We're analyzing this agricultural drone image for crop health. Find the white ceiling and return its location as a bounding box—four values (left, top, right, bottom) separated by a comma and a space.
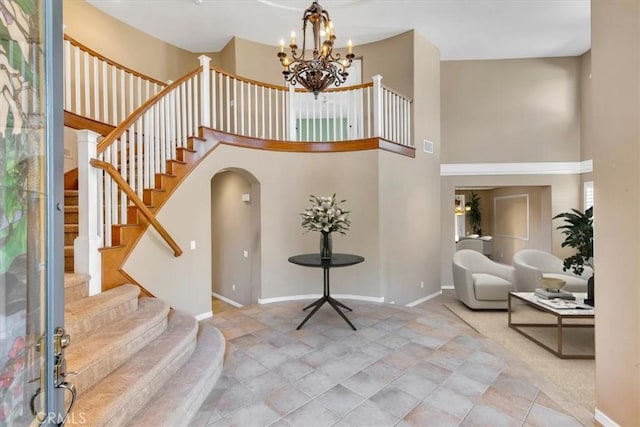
86, 0, 590, 61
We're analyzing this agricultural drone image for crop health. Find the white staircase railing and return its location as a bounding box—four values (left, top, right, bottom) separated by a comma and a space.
73, 53, 414, 292
64, 34, 167, 126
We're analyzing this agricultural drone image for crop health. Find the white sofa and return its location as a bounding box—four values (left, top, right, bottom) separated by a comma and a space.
512, 249, 593, 292
452, 250, 515, 309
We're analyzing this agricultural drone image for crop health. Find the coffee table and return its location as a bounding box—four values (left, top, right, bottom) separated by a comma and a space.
508, 292, 594, 359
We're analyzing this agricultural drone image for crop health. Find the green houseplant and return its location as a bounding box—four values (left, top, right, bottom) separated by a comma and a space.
553, 206, 594, 305
465, 192, 482, 236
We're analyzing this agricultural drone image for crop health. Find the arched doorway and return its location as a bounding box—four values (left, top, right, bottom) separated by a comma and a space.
210, 169, 261, 309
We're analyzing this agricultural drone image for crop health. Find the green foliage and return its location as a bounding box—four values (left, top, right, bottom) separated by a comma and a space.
553, 206, 593, 276
465, 192, 482, 235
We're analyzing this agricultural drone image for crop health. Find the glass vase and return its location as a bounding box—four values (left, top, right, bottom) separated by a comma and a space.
320, 232, 332, 259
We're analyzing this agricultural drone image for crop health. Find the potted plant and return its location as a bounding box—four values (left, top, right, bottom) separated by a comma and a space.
553, 206, 594, 305
300, 194, 350, 259
465, 192, 482, 236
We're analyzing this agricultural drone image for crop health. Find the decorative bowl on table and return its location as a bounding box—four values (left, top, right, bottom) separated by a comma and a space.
540, 277, 566, 292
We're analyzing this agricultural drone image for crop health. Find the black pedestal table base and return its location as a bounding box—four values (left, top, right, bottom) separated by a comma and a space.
288, 253, 364, 331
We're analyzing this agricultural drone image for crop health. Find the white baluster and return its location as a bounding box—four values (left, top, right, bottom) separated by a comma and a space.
120, 133, 128, 223
64, 40, 71, 110
225, 75, 230, 133
254, 84, 259, 138
102, 61, 108, 124
74, 45, 80, 115
240, 80, 245, 136
180, 83, 187, 143
268, 88, 273, 139
198, 55, 211, 128
287, 85, 295, 141
144, 111, 150, 189
233, 78, 238, 134
120, 68, 126, 122
74, 130, 103, 296
219, 72, 225, 132
111, 67, 117, 126
211, 70, 217, 129
372, 75, 383, 138
93, 57, 99, 120
187, 76, 193, 137
261, 86, 265, 138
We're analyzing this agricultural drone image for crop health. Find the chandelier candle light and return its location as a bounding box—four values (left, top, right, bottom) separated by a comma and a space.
277, 1, 355, 99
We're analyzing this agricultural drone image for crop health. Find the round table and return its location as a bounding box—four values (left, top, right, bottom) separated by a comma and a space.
288, 253, 365, 330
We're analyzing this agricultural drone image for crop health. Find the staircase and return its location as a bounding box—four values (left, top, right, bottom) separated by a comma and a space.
63, 274, 225, 426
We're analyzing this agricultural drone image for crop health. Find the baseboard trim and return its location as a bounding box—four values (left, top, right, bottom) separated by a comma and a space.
405, 290, 442, 307
441, 285, 454, 290
595, 408, 620, 427
441, 160, 593, 176
194, 311, 213, 321
258, 294, 385, 305
211, 292, 244, 308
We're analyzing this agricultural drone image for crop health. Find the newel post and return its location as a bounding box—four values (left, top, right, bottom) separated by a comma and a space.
199, 55, 211, 128
74, 129, 102, 296
372, 74, 383, 138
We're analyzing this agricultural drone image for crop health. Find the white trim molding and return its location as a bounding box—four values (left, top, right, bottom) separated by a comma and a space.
441, 160, 593, 176
441, 285, 455, 290
212, 292, 244, 308
406, 290, 442, 307
258, 294, 385, 305
194, 311, 213, 321
594, 408, 620, 427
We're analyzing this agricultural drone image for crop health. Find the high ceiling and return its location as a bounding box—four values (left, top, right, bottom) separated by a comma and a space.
86, 0, 590, 61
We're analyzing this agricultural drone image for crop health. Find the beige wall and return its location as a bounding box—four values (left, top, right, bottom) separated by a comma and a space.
63, 0, 199, 82
580, 51, 594, 161
441, 57, 582, 163
489, 186, 552, 264
592, 0, 640, 424
125, 146, 382, 316
233, 38, 287, 86
357, 31, 414, 95
441, 175, 579, 287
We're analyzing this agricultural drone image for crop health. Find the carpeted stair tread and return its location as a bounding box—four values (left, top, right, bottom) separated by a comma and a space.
64, 273, 89, 302
69, 309, 198, 427
127, 323, 226, 427
66, 297, 170, 396
65, 284, 140, 343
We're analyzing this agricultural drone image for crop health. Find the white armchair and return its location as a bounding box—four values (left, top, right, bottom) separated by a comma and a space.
452, 250, 515, 309
512, 249, 593, 292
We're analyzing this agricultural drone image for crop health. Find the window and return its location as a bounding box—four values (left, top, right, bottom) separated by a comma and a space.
584, 181, 594, 211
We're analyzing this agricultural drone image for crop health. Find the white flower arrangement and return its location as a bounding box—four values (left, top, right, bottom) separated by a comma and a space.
300, 194, 351, 234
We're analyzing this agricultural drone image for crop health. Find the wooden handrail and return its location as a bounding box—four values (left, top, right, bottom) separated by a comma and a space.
90, 158, 183, 257
64, 34, 168, 87
64, 110, 115, 136
97, 66, 202, 154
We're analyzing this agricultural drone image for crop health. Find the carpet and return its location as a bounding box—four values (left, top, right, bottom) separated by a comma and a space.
444, 300, 595, 413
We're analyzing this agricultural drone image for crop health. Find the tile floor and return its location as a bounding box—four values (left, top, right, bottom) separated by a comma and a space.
196, 292, 591, 426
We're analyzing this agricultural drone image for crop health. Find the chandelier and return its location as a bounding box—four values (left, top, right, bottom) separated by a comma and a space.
277, 1, 355, 99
